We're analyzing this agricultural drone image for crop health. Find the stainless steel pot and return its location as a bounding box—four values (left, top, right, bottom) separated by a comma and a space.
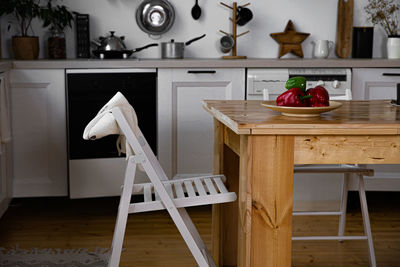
161, 34, 206, 59
136, 0, 175, 36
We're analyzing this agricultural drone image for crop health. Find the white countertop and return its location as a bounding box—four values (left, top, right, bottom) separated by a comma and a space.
5, 58, 400, 69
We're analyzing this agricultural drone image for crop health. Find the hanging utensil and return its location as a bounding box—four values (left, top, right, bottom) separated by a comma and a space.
191, 0, 202, 20
136, 0, 175, 36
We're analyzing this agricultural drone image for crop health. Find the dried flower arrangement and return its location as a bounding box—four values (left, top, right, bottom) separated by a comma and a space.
365, 0, 399, 36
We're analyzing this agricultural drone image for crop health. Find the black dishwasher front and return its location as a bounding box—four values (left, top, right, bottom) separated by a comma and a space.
66, 69, 157, 198
66, 69, 157, 160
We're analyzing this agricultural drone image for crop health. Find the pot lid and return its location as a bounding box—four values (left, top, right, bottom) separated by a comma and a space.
103, 31, 126, 51
93, 31, 127, 51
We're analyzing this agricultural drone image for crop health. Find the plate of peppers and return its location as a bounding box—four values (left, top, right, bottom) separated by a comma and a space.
261, 76, 342, 117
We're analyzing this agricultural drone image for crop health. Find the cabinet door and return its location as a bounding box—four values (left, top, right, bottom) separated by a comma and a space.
351, 68, 400, 191
10, 70, 67, 197
352, 68, 400, 100
158, 68, 245, 179
0, 72, 12, 218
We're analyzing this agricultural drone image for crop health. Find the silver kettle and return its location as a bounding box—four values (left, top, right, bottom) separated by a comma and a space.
91, 31, 127, 51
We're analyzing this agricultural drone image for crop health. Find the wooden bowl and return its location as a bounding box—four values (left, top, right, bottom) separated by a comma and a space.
261, 101, 342, 117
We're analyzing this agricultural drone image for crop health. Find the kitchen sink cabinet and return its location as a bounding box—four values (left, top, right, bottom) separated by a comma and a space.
10, 69, 68, 197
0, 71, 12, 218
352, 68, 400, 191
158, 68, 245, 179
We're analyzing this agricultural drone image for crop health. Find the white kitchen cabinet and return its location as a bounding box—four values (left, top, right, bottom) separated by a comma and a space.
158, 68, 245, 179
0, 71, 12, 218
10, 69, 68, 197
352, 68, 400, 191
352, 68, 400, 100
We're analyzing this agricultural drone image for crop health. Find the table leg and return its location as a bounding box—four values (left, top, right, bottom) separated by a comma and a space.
250, 135, 294, 267
212, 121, 240, 267
212, 120, 224, 266
237, 135, 251, 267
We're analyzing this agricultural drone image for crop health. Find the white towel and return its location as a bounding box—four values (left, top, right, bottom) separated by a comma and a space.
83, 92, 139, 159
0, 77, 12, 155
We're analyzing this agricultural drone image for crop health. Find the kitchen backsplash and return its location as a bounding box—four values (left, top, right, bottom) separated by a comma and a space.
0, 0, 386, 59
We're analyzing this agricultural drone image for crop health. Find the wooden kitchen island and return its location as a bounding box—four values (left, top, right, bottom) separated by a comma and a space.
203, 100, 400, 267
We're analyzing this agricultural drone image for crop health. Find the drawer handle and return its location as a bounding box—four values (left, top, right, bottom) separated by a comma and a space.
397, 83, 400, 105
187, 70, 216, 74
382, 73, 400, 76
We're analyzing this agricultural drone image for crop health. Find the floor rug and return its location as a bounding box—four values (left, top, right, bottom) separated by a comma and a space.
0, 247, 109, 267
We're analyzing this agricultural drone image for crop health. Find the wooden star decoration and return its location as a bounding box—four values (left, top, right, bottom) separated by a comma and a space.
270, 20, 310, 58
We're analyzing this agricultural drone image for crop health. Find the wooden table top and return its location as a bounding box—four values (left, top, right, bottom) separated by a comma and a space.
203, 100, 400, 135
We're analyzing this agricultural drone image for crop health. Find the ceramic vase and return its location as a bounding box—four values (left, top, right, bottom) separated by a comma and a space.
12, 36, 39, 60
387, 36, 400, 59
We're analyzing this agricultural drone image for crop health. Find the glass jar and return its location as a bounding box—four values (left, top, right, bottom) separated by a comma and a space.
48, 30, 66, 59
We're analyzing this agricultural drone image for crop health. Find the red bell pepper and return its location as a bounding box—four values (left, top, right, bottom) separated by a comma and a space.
305, 86, 330, 107
276, 87, 312, 107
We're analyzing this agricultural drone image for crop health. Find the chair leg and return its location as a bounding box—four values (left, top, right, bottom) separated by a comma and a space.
358, 175, 376, 267
338, 173, 350, 241
168, 207, 215, 267
108, 159, 137, 267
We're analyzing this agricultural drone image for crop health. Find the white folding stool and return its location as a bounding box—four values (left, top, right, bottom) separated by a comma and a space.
263, 88, 376, 266
87, 105, 236, 267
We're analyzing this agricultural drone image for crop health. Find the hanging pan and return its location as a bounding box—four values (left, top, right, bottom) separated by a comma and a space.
136, 0, 175, 36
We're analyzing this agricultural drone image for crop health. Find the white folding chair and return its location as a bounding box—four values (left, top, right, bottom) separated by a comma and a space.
263, 88, 376, 267
84, 98, 236, 267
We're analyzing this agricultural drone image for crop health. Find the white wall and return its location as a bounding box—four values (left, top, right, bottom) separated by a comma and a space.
0, 0, 387, 59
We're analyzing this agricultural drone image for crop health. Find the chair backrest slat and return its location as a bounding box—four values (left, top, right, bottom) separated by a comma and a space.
144, 184, 153, 202
214, 177, 228, 194
204, 178, 218, 195
184, 181, 196, 198
174, 182, 185, 198
194, 179, 207, 196
165, 183, 174, 198
155, 190, 161, 201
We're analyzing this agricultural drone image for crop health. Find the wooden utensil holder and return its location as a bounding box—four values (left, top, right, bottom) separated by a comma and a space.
220, 1, 250, 59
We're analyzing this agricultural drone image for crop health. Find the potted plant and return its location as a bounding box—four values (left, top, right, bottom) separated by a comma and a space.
0, 0, 41, 59
365, 0, 400, 59
40, 1, 74, 59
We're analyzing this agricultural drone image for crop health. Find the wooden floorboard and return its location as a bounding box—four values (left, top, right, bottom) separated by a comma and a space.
0, 192, 399, 266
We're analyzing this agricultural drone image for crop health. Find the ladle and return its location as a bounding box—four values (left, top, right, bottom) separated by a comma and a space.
191, 0, 201, 20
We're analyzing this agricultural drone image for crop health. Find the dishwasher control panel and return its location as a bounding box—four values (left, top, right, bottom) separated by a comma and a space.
247, 68, 352, 100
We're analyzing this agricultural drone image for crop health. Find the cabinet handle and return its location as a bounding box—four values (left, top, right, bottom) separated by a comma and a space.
397, 83, 400, 105
382, 73, 400, 76
187, 70, 216, 74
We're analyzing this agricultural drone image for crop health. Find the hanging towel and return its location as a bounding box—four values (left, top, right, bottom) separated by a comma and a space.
0, 76, 12, 155
83, 92, 139, 160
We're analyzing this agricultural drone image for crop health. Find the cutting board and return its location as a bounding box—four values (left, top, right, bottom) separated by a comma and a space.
336, 0, 354, 58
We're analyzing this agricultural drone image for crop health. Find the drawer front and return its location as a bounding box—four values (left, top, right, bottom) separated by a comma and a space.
170, 68, 244, 82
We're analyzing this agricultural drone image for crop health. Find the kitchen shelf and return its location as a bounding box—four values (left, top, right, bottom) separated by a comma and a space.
6, 58, 400, 69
